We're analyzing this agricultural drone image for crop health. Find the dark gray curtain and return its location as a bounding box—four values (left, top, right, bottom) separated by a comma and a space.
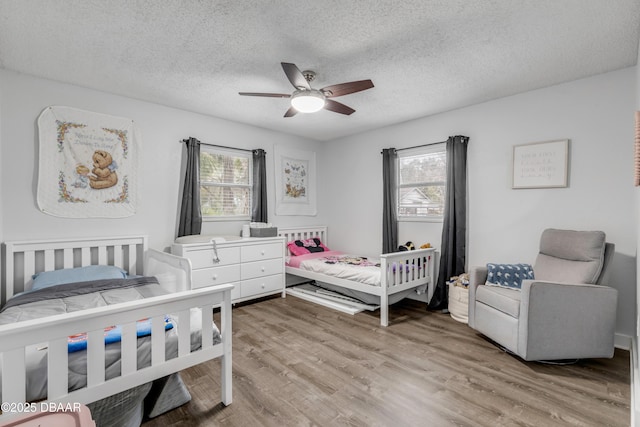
177, 137, 202, 237
382, 148, 398, 254
429, 135, 469, 311
251, 149, 268, 223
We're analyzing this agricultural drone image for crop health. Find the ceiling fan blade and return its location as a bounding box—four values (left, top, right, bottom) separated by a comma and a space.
284, 106, 298, 118
321, 80, 374, 98
281, 62, 310, 90
324, 99, 355, 115
238, 92, 290, 98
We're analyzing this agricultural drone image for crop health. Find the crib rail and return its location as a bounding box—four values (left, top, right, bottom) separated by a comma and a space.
0, 284, 233, 417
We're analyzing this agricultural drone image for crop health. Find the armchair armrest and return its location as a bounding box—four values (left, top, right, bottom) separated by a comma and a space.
468, 266, 488, 328
518, 280, 618, 360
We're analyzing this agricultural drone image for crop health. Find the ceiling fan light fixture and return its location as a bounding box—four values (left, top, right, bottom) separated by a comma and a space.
291, 89, 325, 113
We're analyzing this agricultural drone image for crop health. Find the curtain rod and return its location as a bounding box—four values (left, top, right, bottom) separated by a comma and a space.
180, 138, 256, 153
396, 140, 447, 152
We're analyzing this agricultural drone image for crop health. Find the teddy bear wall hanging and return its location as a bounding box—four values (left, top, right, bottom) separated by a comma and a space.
36, 106, 138, 218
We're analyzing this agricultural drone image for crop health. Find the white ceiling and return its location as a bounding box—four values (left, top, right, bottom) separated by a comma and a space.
1, 1, 639, 141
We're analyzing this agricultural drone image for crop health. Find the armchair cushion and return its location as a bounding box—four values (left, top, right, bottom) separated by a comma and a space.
485, 263, 534, 289
476, 285, 521, 318
534, 229, 605, 284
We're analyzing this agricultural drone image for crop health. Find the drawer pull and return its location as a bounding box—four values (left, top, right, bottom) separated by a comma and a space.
261, 250, 265, 256
212, 274, 218, 280
261, 266, 266, 272
261, 283, 265, 289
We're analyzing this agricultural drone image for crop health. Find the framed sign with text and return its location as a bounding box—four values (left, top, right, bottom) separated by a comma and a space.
512, 139, 569, 189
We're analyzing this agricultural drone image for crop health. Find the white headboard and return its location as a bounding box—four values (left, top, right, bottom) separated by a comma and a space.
2, 235, 148, 304
278, 226, 328, 245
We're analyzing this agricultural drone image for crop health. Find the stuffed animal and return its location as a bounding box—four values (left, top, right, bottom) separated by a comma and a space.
398, 241, 415, 251
420, 243, 432, 249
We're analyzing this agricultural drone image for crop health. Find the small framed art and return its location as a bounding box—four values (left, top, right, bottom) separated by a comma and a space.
274, 145, 317, 215
512, 139, 569, 189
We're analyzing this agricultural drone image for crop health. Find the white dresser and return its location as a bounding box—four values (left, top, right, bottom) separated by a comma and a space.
171, 236, 285, 304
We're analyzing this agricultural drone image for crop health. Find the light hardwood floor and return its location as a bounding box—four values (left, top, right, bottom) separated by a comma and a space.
143, 295, 630, 426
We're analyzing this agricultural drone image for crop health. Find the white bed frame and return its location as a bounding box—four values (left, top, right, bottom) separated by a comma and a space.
0, 235, 232, 420
279, 226, 436, 327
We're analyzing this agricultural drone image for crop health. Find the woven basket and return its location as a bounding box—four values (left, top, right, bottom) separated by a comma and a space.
448, 283, 469, 324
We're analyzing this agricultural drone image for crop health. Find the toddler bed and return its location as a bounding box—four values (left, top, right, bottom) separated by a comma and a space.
0, 235, 232, 426
279, 226, 436, 326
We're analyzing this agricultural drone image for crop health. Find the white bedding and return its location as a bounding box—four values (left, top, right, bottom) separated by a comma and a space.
287, 251, 383, 286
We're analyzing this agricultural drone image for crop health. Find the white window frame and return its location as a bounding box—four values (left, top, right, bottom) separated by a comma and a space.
200, 146, 253, 222
397, 144, 446, 223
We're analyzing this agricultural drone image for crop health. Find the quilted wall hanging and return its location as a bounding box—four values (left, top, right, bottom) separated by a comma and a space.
37, 106, 138, 218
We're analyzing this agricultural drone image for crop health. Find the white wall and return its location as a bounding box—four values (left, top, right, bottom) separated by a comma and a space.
0, 69, 326, 252
1, 66, 637, 337
323, 67, 637, 338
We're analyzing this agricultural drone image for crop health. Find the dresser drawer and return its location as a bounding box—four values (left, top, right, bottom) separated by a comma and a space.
241, 274, 283, 298
241, 242, 283, 262
241, 258, 283, 280
192, 265, 241, 289
187, 247, 241, 269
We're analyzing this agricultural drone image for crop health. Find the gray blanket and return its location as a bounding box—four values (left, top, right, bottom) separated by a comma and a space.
0, 276, 159, 313
0, 277, 221, 425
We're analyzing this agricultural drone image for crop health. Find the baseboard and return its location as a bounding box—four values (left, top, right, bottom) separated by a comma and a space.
631, 337, 639, 427
616, 333, 633, 351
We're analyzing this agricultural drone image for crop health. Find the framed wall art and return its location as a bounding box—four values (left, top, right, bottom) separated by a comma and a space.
512, 139, 569, 189
37, 106, 138, 218
274, 145, 317, 216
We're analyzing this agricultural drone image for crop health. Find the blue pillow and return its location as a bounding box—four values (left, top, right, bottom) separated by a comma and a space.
32, 265, 127, 291
485, 263, 534, 290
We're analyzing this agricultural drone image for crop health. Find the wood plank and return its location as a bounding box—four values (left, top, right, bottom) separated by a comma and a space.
142, 296, 630, 427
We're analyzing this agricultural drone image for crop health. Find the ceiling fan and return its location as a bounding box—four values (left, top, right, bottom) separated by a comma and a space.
239, 62, 374, 117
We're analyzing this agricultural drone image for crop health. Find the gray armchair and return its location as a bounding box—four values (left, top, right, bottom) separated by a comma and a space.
468, 229, 617, 361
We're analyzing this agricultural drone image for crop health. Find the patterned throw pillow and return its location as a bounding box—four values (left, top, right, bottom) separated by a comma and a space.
485, 263, 534, 290
287, 238, 331, 256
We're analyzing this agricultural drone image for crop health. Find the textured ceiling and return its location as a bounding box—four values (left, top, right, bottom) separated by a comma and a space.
0, 1, 639, 141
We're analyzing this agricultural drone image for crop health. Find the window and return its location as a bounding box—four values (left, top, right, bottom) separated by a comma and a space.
199, 147, 252, 220
397, 145, 446, 220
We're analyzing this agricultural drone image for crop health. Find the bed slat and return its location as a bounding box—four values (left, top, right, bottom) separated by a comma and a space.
151, 316, 166, 366
24, 251, 36, 290
113, 245, 123, 269
63, 248, 73, 269
80, 247, 91, 267
98, 246, 107, 266
87, 330, 106, 387
48, 337, 69, 399
177, 309, 191, 357
44, 250, 55, 272
121, 322, 137, 375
